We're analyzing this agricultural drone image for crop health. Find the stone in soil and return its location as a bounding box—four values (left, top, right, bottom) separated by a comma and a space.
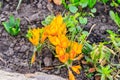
43, 56, 52, 67
0, 70, 66, 80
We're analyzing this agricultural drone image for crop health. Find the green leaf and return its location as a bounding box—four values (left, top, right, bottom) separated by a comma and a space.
69, 5, 78, 13
82, 31, 89, 36
102, 0, 108, 4
2, 15, 20, 36
109, 11, 115, 20
69, 27, 76, 32
88, 0, 96, 8
76, 26, 82, 32
79, 0, 88, 8
41, 15, 55, 26
82, 42, 93, 54
9, 15, 15, 27
86, 73, 94, 78
62, 0, 68, 9
16, 18, 20, 28
79, 17, 88, 25
91, 8, 96, 13
117, 0, 120, 4
109, 10, 120, 27
2, 22, 10, 33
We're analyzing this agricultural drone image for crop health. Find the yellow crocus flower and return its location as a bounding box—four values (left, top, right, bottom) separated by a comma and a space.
28, 28, 40, 46
68, 70, 75, 80
49, 35, 69, 48
58, 53, 69, 63
71, 65, 81, 74
71, 42, 83, 54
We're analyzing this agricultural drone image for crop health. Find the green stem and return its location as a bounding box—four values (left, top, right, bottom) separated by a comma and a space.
56, 64, 66, 69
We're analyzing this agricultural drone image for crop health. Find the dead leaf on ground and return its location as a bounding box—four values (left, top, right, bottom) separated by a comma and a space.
95, 75, 101, 80
48, 0, 62, 5
53, 0, 62, 5
48, 0, 52, 2
89, 67, 96, 73
42, 66, 54, 70
81, 60, 88, 64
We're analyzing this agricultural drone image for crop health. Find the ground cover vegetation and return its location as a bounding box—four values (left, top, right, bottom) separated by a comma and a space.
1, 0, 120, 80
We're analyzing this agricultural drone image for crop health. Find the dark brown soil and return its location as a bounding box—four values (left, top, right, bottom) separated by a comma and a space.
0, 0, 119, 80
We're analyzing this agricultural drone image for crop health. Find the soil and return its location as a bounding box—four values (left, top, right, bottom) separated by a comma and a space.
0, 0, 119, 80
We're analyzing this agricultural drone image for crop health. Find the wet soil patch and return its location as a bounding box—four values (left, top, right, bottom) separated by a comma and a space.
0, 1, 119, 80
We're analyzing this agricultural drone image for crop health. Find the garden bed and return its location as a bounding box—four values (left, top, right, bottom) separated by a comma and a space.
0, 0, 120, 80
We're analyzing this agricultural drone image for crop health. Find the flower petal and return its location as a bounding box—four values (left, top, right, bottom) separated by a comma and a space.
71, 65, 81, 74
58, 53, 69, 63
56, 46, 65, 56
31, 52, 36, 64
68, 70, 75, 80
49, 36, 60, 46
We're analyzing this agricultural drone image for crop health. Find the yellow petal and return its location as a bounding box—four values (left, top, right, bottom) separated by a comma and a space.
71, 42, 82, 54
31, 52, 36, 64
58, 53, 69, 63
48, 25, 58, 36
56, 46, 65, 55
69, 50, 77, 60
49, 36, 60, 46
54, 14, 63, 25
74, 54, 83, 60
58, 35, 69, 48
71, 65, 81, 74
58, 23, 66, 35
28, 28, 40, 46
45, 14, 66, 37
68, 70, 75, 80
41, 33, 47, 43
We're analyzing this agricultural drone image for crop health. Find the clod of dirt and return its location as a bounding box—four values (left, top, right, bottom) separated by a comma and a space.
28, 13, 40, 22
20, 45, 29, 52
37, 2, 42, 9
3, 48, 14, 56
43, 57, 52, 67
0, 41, 9, 53
42, 48, 53, 67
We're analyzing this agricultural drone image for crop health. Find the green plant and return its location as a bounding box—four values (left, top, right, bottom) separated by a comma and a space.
82, 42, 93, 54
96, 65, 113, 80
86, 43, 113, 67
79, 0, 88, 8
79, 17, 88, 25
2, 15, 20, 36
110, 0, 120, 7
109, 10, 120, 28
117, 0, 120, 4
62, 0, 96, 13
26, 28, 43, 64
100, 0, 109, 4
69, 5, 78, 13
41, 15, 55, 26
107, 30, 120, 53
26, 14, 84, 80
88, 0, 97, 9
90, 8, 97, 13
63, 13, 94, 57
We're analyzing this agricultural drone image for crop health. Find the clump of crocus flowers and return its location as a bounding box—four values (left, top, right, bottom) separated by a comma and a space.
26, 14, 83, 80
